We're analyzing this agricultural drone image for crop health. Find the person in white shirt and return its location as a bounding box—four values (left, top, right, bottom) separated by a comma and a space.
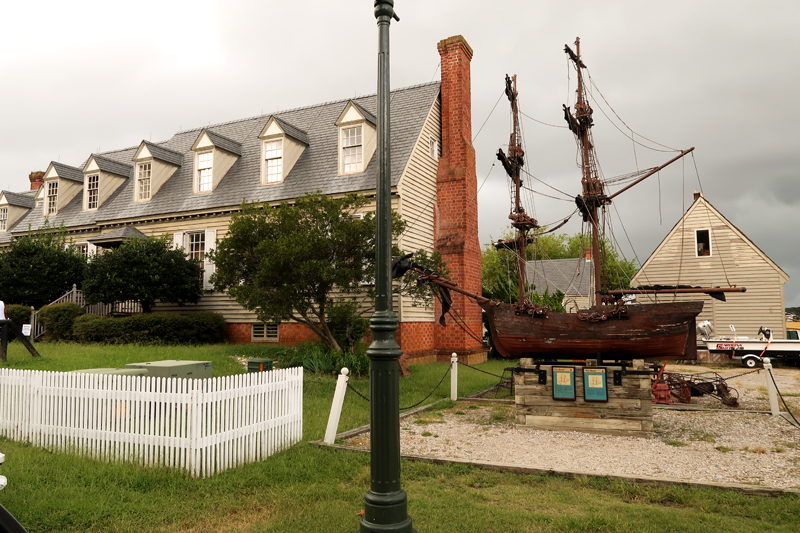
0, 299, 6, 320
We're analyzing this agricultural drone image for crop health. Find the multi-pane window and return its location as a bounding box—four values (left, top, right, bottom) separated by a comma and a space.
137, 163, 152, 200
188, 231, 206, 270
198, 152, 213, 192
342, 126, 363, 173
264, 140, 283, 183
0, 207, 7, 231
86, 174, 99, 209
47, 182, 58, 215
75, 243, 89, 258
429, 136, 438, 160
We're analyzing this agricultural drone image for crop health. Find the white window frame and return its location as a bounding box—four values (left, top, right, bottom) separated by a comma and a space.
252, 322, 279, 342
0, 207, 6, 231
262, 139, 284, 184
695, 228, 712, 257
196, 151, 213, 193
86, 174, 99, 210
137, 162, 152, 201
341, 125, 363, 174
173, 229, 217, 290
429, 136, 439, 161
46, 181, 58, 215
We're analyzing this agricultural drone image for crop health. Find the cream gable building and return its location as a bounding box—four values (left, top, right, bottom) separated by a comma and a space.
631, 192, 790, 339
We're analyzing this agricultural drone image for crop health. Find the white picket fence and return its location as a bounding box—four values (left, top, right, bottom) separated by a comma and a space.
0, 367, 303, 478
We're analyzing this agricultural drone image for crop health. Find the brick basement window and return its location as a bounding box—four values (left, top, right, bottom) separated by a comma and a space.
252, 323, 279, 342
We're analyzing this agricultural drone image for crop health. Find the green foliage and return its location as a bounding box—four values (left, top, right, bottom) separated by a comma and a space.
210, 192, 441, 353
0, 221, 87, 308
83, 235, 203, 313
326, 300, 369, 352
38, 302, 85, 341
7, 304, 31, 325
72, 312, 226, 344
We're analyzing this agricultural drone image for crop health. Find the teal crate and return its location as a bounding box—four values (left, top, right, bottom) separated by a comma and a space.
248, 358, 273, 373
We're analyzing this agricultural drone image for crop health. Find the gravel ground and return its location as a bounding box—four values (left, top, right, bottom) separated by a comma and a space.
345, 365, 800, 490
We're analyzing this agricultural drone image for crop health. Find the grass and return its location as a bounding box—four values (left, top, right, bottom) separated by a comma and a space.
2, 343, 800, 532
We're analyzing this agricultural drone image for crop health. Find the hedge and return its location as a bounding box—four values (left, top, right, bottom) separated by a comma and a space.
38, 302, 85, 341
73, 312, 226, 344
6, 304, 32, 341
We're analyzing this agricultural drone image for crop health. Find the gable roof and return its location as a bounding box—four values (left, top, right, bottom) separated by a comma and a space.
50, 161, 84, 183
633, 194, 789, 283
349, 100, 377, 126
140, 141, 184, 167
270, 116, 310, 145
0, 190, 35, 209
89, 154, 133, 178
201, 129, 243, 156
525, 258, 593, 296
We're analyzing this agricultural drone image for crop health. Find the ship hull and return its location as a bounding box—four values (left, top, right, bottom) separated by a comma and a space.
481, 301, 704, 361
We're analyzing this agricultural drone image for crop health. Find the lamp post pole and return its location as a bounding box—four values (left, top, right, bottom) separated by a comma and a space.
359, 2, 415, 532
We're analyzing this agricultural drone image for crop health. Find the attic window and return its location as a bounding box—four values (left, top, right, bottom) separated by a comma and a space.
137, 163, 152, 200
47, 182, 58, 215
197, 152, 213, 192
342, 126, 363, 173
263, 139, 283, 184
0, 207, 6, 231
86, 174, 99, 209
696, 229, 711, 257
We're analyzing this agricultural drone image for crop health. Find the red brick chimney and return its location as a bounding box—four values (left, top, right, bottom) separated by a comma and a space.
434, 35, 485, 362
29, 171, 44, 191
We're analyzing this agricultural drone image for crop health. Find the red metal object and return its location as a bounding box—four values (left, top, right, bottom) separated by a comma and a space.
652, 382, 673, 405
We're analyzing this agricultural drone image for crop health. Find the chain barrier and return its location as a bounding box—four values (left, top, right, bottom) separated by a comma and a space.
768, 370, 800, 428
456, 360, 507, 380
344, 364, 452, 411
722, 368, 762, 382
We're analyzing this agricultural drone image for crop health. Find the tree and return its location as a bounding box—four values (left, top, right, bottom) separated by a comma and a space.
482, 228, 638, 305
209, 192, 446, 353
0, 221, 87, 308
83, 235, 203, 313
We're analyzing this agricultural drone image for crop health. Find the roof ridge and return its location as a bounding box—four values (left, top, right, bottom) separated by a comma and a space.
173, 81, 441, 136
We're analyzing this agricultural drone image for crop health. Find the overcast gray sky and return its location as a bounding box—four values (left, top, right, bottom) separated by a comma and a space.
2, 0, 798, 307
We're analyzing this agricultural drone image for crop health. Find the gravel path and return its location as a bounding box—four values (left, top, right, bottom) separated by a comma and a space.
345, 366, 800, 490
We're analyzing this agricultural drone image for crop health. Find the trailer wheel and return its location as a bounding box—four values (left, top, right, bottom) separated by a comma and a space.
742, 356, 759, 369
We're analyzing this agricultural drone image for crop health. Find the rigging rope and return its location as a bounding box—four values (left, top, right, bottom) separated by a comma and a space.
519, 110, 568, 129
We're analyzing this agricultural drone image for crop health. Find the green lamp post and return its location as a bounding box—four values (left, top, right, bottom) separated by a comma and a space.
359, 1, 416, 532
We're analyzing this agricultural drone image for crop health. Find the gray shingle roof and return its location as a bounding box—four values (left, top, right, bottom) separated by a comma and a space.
88, 226, 146, 245
51, 162, 84, 183
141, 141, 184, 167
203, 130, 243, 156
1, 190, 35, 209
8, 81, 440, 234
525, 258, 593, 296
271, 117, 309, 145
91, 154, 133, 178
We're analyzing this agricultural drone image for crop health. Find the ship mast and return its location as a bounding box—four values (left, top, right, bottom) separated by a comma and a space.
497, 75, 539, 303
565, 37, 609, 303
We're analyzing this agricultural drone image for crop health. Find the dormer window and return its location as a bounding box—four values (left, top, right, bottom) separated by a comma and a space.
342, 126, 363, 173
264, 140, 283, 184
335, 101, 376, 176
197, 151, 213, 192
86, 174, 99, 209
47, 182, 58, 215
137, 163, 151, 200
0, 208, 6, 231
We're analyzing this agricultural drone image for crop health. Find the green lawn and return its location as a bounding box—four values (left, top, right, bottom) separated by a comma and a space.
1, 343, 799, 532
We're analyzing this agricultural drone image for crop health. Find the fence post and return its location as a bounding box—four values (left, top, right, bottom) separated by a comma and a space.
763, 358, 780, 416
451, 352, 458, 401
324, 368, 350, 445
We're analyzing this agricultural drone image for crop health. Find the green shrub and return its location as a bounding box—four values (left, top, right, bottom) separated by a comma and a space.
5, 304, 32, 341
274, 340, 370, 376
72, 312, 226, 345
38, 302, 85, 340
326, 301, 369, 352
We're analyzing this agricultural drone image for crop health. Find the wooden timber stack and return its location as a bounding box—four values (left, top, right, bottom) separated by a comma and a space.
514, 359, 653, 438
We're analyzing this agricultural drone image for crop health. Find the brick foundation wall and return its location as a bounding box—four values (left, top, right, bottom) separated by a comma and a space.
226, 323, 252, 344
397, 322, 436, 360
435, 35, 485, 360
